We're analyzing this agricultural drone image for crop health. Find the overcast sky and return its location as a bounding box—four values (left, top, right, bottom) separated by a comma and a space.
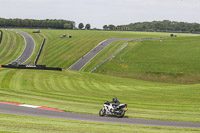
0, 0, 200, 28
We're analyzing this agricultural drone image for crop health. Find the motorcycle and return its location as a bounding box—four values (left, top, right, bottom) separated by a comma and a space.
99, 102, 128, 118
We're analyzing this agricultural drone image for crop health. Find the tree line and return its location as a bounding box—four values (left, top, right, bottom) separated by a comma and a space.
103, 20, 200, 32
0, 18, 75, 29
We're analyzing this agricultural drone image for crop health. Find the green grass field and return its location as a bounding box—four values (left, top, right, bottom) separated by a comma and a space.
93, 36, 200, 83
0, 29, 25, 65
1, 113, 200, 133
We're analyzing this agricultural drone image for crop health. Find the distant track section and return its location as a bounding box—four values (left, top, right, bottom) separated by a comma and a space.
90, 37, 168, 73
68, 38, 136, 71
13, 30, 35, 64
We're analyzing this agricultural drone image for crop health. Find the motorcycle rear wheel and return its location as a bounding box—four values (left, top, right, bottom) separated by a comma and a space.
116, 110, 125, 118
99, 108, 106, 117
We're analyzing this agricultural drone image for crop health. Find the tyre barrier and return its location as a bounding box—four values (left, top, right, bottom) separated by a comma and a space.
0, 30, 3, 44
1, 65, 62, 71
34, 38, 45, 65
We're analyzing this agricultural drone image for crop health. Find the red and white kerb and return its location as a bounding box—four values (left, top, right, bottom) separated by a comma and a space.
0, 101, 63, 112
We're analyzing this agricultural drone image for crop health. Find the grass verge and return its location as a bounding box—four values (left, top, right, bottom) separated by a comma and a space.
0, 113, 200, 133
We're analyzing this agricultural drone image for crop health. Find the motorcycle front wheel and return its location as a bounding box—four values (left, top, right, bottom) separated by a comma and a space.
99, 108, 106, 117
116, 110, 125, 118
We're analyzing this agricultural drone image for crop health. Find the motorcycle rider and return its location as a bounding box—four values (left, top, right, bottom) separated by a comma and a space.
108, 97, 120, 111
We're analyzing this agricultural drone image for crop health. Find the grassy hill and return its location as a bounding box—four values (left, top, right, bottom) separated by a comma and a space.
0, 29, 25, 64
91, 35, 200, 83
2, 29, 198, 84
0, 68, 200, 123
19, 29, 170, 69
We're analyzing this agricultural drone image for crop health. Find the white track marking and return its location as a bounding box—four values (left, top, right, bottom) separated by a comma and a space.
19, 104, 41, 108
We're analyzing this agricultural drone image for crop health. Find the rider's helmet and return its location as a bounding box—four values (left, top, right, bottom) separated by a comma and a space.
113, 97, 117, 102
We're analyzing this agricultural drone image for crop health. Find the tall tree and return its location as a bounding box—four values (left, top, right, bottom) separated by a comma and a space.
103, 25, 108, 30
108, 25, 115, 30
85, 24, 91, 30
78, 23, 84, 29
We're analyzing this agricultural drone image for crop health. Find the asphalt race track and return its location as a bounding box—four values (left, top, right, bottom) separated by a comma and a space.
68, 38, 136, 71
0, 103, 199, 128
13, 30, 35, 64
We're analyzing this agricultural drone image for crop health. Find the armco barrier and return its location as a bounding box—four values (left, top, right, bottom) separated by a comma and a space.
1, 65, 62, 71
0, 30, 3, 44
34, 38, 46, 65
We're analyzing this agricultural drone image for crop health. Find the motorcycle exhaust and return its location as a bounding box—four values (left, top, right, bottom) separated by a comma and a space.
125, 104, 128, 111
